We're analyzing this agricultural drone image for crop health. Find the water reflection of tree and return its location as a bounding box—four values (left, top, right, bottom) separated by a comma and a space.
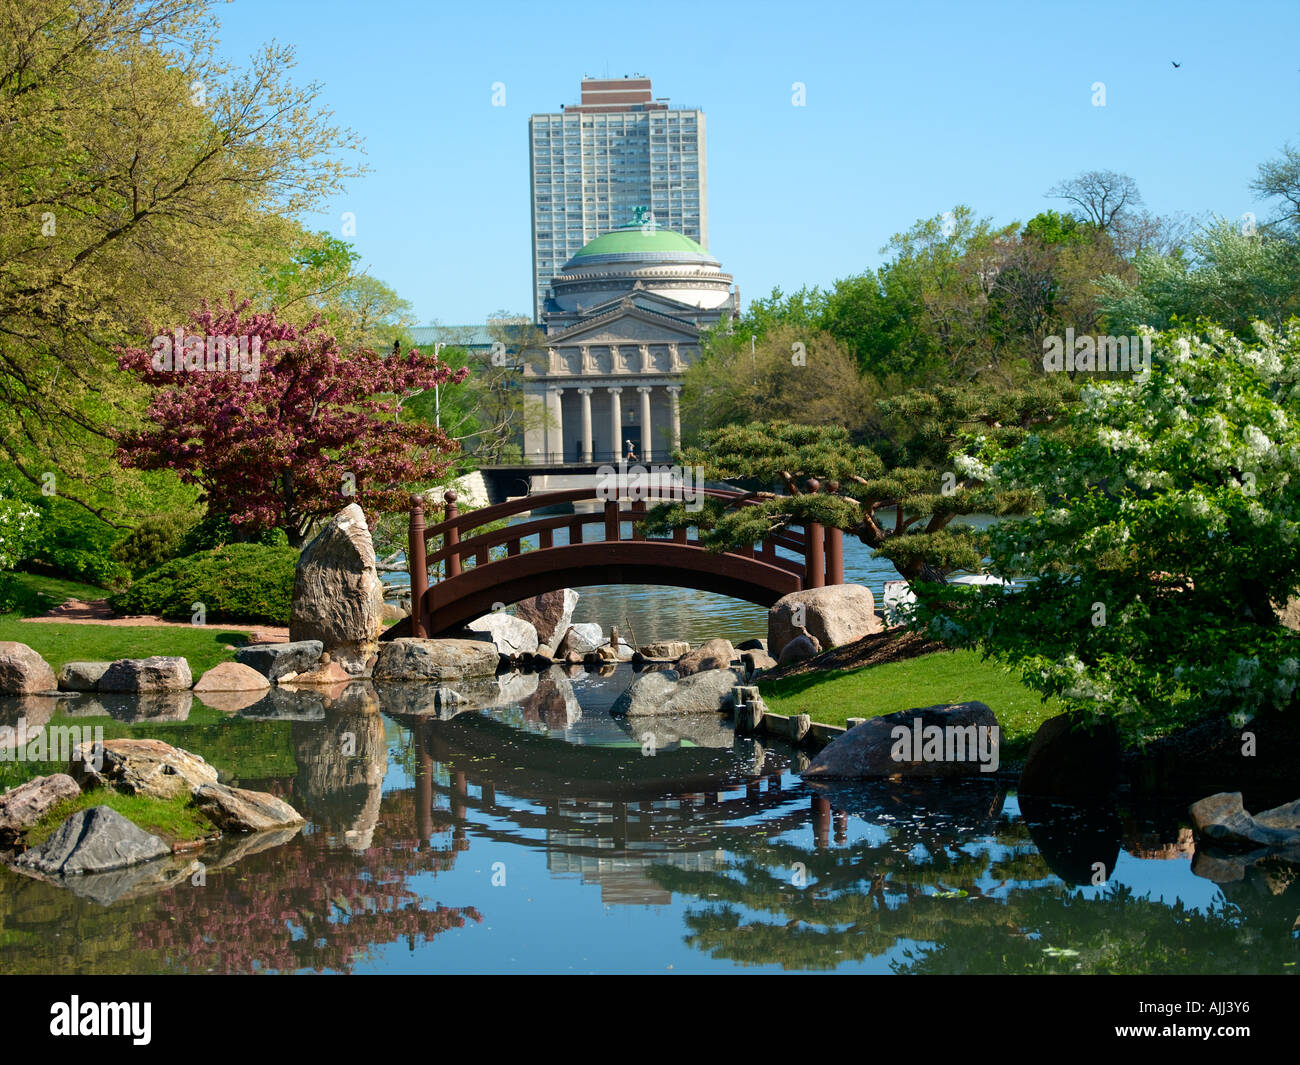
647, 826, 1300, 974
132, 802, 479, 974
132, 696, 478, 974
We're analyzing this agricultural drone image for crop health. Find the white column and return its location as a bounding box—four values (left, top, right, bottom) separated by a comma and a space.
546, 385, 563, 462
578, 388, 593, 463
667, 385, 682, 452
637, 386, 653, 462
607, 387, 622, 463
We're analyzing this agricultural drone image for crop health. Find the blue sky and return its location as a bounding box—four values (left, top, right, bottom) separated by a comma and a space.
210, 0, 1300, 324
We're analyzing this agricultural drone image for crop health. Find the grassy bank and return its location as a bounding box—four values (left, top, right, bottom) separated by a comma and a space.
758, 648, 1059, 760
2, 571, 110, 617
0, 617, 241, 676
23, 790, 214, 848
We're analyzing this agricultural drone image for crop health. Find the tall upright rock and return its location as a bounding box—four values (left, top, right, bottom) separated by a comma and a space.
290, 504, 384, 676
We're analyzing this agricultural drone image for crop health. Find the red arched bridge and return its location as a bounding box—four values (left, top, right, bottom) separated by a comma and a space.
402, 485, 846, 638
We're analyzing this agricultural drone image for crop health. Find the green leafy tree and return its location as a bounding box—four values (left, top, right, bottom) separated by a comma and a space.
404, 314, 546, 466
1097, 219, 1300, 338
0, 0, 363, 521
1250, 142, 1300, 234
643, 382, 1063, 582
258, 231, 415, 354
682, 324, 879, 439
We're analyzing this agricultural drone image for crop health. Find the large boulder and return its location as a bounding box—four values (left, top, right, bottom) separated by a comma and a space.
676, 638, 735, 677
194, 783, 305, 832
0, 642, 56, 694
1189, 792, 1300, 848
514, 589, 579, 646
768, 585, 882, 658
71, 738, 219, 799
464, 613, 540, 657
556, 623, 603, 657
610, 668, 740, 716
1255, 798, 1300, 829
372, 638, 499, 682
289, 503, 385, 675
98, 656, 192, 692
609, 670, 680, 716
193, 661, 270, 693
0, 773, 81, 846
15, 806, 170, 875
805, 701, 1001, 779
663, 668, 741, 714
236, 640, 323, 683
1019, 713, 1122, 797
57, 661, 112, 692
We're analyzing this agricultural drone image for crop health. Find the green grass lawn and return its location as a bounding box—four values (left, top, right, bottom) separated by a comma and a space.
758, 648, 1059, 760
0, 617, 241, 675
2, 571, 111, 617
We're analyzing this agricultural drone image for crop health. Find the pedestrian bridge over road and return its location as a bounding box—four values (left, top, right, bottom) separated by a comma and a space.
399, 485, 846, 637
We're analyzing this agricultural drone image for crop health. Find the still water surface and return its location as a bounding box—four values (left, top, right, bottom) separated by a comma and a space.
1, 667, 1294, 975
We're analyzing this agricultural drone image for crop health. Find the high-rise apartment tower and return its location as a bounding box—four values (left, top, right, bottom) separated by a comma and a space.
528, 76, 707, 320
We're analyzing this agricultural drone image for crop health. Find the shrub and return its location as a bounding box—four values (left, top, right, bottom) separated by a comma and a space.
21, 496, 130, 589
177, 514, 289, 556
107, 543, 299, 625
112, 512, 196, 576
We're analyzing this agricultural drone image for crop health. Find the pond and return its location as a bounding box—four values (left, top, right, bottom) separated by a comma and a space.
1, 667, 1294, 975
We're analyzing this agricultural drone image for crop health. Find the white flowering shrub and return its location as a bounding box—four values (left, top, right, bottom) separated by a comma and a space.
0, 493, 38, 571
0, 480, 39, 611
917, 322, 1300, 740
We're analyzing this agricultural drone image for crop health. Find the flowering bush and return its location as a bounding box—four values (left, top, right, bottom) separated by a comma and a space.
0, 493, 38, 572
915, 322, 1300, 740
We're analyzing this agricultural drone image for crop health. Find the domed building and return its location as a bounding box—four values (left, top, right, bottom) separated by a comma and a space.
524, 210, 738, 465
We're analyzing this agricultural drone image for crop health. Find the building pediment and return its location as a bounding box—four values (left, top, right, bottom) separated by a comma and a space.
546, 304, 702, 346
576, 289, 708, 320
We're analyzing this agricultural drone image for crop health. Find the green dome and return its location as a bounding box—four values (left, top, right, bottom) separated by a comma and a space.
567, 219, 716, 268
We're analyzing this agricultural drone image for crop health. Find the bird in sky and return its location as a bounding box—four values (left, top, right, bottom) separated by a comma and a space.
1172, 60, 1181, 68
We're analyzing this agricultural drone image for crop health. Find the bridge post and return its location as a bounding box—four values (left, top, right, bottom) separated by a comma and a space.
409, 495, 428, 639
804, 478, 825, 589
826, 527, 843, 585
604, 499, 620, 541
805, 523, 825, 588
444, 490, 462, 578
825, 480, 844, 585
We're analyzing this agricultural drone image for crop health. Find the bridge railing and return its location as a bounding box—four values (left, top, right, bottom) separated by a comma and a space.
406, 485, 844, 638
